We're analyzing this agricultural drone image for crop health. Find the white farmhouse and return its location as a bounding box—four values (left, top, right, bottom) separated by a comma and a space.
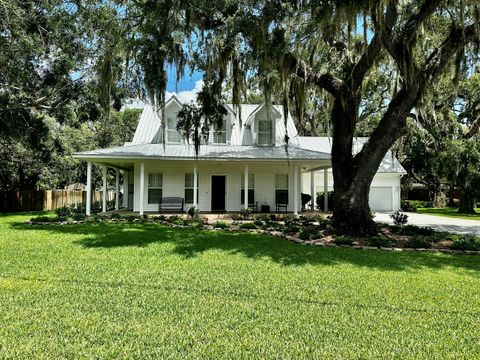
75, 96, 405, 215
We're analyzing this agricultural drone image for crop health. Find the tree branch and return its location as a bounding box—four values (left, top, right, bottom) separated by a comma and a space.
464, 115, 480, 139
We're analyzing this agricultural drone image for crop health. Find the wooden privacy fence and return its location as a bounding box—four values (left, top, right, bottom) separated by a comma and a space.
0, 190, 115, 213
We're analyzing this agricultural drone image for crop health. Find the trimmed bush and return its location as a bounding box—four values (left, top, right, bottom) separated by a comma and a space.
450, 235, 480, 251
367, 236, 394, 248
214, 221, 229, 229
299, 227, 320, 240
334, 236, 354, 246
390, 211, 408, 226
239, 222, 257, 230
405, 237, 431, 249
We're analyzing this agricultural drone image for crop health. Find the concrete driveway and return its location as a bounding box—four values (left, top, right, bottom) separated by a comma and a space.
374, 212, 480, 235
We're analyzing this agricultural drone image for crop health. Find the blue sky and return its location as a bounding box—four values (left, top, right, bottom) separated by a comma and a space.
166, 65, 202, 92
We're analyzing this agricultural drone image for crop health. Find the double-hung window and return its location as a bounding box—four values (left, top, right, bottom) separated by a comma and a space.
275, 174, 288, 204
167, 117, 182, 143
241, 174, 255, 205
257, 118, 271, 145
184, 173, 198, 204
148, 173, 163, 204
213, 118, 227, 144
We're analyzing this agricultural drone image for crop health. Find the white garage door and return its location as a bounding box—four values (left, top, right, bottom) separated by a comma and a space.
369, 187, 393, 212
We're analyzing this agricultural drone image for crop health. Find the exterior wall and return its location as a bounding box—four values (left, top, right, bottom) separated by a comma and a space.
133, 160, 302, 213
301, 170, 402, 212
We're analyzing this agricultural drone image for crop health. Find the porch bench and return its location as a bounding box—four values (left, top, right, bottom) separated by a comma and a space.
158, 197, 185, 212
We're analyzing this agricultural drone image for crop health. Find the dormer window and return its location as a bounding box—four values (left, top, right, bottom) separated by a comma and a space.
213, 118, 227, 144
167, 117, 182, 143
258, 118, 272, 145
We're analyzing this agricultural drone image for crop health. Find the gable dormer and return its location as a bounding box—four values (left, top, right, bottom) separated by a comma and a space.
245, 104, 281, 146
209, 105, 236, 145
164, 95, 183, 144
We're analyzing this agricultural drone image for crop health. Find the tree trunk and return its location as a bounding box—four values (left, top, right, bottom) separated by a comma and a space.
458, 189, 476, 214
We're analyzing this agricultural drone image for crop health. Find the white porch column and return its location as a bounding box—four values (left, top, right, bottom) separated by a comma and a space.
324, 169, 328, 212
115, 168, 119, 210
244, 164, 249, 209
310, 171, 315, 211
86, 162, 92, 216
193, 162, 198, 208
102, 165, 107, 213
123, 171, 129, 209
139, 162, 145, 215
293, 165, 298, 216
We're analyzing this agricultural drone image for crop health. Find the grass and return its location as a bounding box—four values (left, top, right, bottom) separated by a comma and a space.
0, 213, 479, 358
416, 207, 480, 220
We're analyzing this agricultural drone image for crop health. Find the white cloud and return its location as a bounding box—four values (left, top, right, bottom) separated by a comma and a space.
123, 79, 204, 109
166, 79, 204, 103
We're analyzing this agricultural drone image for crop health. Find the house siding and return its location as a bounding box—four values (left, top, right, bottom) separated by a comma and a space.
133, 160, 301, 212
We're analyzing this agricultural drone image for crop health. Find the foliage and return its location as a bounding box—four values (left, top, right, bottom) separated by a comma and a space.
239, 222, 257, 230
367, 237, 394, 248
55, 206, 72, 218
240, 208, 252, 220
390, 211, 408, 227
334, 236, 354, 246
405, 237, 432, 249
401, 201, 417, 212
299, 227, 320, 240
214, 221, 229, 229
282, 224, 300, 234
396, 225, 435, 237
450, 235, 480, 251
253, 219, 264, 227
187, 206, 198, 218
316, 191, 334, 212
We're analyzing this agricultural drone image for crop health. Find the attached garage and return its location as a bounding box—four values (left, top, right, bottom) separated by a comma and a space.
369, 186, 393, 212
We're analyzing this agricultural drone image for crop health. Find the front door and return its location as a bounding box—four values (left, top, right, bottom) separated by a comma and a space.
211, 176, 226, 212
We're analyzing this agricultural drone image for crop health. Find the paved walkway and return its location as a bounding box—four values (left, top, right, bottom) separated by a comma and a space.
375, 212, 480, 235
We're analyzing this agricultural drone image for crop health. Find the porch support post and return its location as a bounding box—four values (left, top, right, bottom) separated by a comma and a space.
123, 171, 129, 209
310, 171, 315, 211
139, 162, 145, 215
244, 164, 249, 209
324, 169, 328, 212
86, 162, 92, 216
293, 165, 298, 216
115, 168, 119, 210
102, 165, 107, 213
193, 162, 198, 208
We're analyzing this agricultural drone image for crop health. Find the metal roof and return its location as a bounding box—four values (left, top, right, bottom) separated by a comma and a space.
75, 143, 331, 161
298, 137, 406, 173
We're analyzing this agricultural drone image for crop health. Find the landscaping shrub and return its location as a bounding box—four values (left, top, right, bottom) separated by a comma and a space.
282, 224, 300, 234
401, 200, 417, 212
397, 225, 435, 236
253, 219, 264, 227
367, 236, 394, 248
55, 206, 72, 218
186, 219, 203, 229
299, 226, 320, 240
405, 237, 431, 249
299, 215, 315, 226
334, 236, 354, 246
30, 216, 52, 223
317, 217, 331, 230
450, 235, 480, 251
187, 206, 198, 218
111, 213, 122, 220
390, 211, 408, 226
72, 213, 86, 221
240, 208, 252, 220
214, 221, 229, 229
239, 222, 257, 230
265, 220, 283, 230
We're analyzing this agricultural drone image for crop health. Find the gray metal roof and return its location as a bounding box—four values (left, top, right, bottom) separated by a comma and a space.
75, 143, 331, 161
298, 137, 406, 173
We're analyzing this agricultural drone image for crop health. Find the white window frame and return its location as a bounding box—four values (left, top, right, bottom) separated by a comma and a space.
275, 174, 289, 204
212, 117, 227, 144
148, 172, 163, 204
257, 118, 272, 145
166, 117, 182, 144
184, 173, 196, 204
241, 174, 255, 205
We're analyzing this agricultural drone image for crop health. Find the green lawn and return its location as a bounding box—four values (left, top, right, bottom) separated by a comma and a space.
1, 213, 479, 358
416, 207, 480, 220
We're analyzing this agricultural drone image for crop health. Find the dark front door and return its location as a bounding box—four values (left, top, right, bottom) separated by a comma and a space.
211, 176, 226, 211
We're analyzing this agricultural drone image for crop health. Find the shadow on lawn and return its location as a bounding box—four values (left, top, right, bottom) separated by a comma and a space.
11, 220, 480, 274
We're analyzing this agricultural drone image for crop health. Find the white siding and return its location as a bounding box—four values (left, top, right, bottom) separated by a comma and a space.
302, 170, 402, 212
133, 160, 301, 213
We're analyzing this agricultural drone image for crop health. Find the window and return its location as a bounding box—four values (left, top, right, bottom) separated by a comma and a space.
167, 117, 182, 143
241, 174, 255, 205
275, 174, 288, 204
184, 173, 198, 204
148, 172, 163, 204
258, 118, 272, 145
213, 118, 227, 144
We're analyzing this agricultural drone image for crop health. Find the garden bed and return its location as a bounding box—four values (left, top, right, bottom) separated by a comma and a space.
27, 210, 480, 255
